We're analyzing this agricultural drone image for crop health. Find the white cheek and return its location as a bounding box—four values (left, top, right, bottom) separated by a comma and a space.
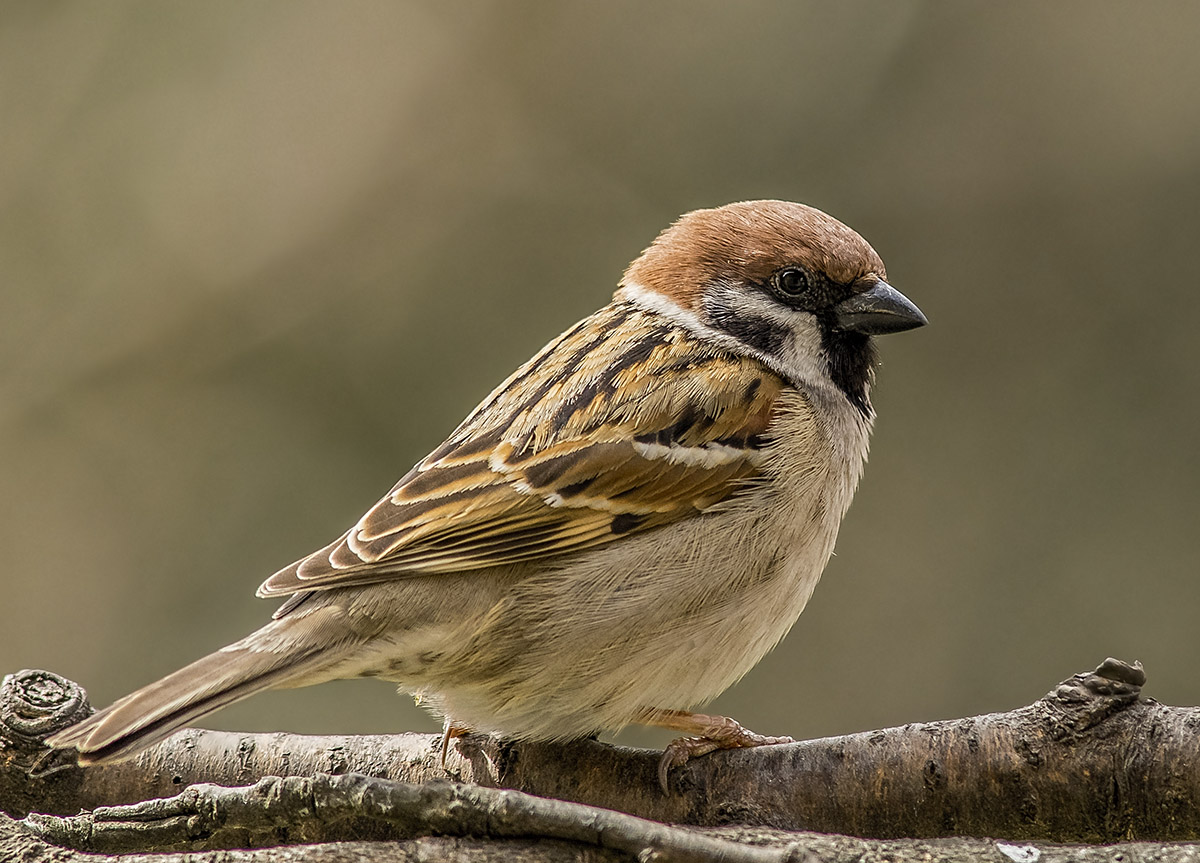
700, 282, 839, 397
617, 279, 852, 407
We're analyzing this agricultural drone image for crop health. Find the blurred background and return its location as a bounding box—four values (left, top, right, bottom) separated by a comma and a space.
3, 2, 1199, 751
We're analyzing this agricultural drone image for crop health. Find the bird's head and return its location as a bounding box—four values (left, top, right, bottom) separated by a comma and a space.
618, 200, 926, 416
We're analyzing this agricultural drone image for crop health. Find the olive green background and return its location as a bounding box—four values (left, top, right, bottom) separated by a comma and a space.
4, 2, 1199, 750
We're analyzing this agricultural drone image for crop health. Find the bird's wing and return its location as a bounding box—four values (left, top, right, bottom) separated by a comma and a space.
258, 303, 786, 598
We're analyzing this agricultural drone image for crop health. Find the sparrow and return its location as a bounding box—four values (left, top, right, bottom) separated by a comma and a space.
48, 200, 926, 790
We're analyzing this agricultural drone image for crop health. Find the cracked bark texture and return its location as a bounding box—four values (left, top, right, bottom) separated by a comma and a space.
4, 659, 1200, 861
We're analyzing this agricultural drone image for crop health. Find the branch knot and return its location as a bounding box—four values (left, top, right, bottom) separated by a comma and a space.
0, 670, 92, 746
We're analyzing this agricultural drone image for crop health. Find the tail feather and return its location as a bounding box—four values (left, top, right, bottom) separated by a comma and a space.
48, 611, 348, 765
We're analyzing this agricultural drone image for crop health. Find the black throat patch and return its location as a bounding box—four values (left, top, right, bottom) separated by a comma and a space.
817, 317, 876, 418
705, 297, 876, 417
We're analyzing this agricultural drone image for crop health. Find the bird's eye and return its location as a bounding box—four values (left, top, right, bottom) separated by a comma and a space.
774, 267, 810, 298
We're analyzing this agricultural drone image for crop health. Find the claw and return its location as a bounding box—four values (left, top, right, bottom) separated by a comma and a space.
438, 719, 470, 767
657, 736, 720, 793
640, 708, 794, 793
657, 746, 680, 794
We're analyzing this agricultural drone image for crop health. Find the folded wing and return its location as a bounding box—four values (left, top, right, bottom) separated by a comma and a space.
258, 303, 785, 598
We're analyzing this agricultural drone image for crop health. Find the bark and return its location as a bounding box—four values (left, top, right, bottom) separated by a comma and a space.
4, 659, 1200, 862
8, 806, 1200, 863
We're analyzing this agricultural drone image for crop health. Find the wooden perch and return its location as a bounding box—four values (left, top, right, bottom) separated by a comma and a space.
3, 659, 1200, 861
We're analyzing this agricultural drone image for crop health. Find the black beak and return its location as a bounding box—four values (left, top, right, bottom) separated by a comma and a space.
832, 280, 927, 335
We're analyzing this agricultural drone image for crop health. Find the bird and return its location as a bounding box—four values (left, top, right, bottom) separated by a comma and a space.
47, 200, 926, 791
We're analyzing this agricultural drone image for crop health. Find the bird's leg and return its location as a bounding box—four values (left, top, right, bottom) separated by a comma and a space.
637, 708, 794, 793
439, 718, 471, 767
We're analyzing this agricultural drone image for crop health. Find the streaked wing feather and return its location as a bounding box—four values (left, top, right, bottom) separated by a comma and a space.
258, 302, 784, 598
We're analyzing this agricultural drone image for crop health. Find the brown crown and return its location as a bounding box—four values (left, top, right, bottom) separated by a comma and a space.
620, 200, 886, 311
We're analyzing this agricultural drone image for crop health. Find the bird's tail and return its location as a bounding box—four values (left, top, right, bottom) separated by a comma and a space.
46, 606, 352, 765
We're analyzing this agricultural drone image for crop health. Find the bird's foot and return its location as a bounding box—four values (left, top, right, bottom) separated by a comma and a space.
438, 719, 472, 767
640, 708, 794, 793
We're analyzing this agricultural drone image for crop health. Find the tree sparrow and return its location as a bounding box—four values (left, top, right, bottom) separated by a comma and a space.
48, 200, 926, 790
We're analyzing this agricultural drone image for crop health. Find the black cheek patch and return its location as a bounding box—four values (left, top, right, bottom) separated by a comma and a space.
708, 306, 791, 358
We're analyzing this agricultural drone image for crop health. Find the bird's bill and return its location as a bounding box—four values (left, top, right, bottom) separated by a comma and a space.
832, 281, 927, 335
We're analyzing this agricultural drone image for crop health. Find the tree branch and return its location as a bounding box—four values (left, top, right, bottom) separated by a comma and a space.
5, 659, 1200, 861
20, 773, 788, 861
